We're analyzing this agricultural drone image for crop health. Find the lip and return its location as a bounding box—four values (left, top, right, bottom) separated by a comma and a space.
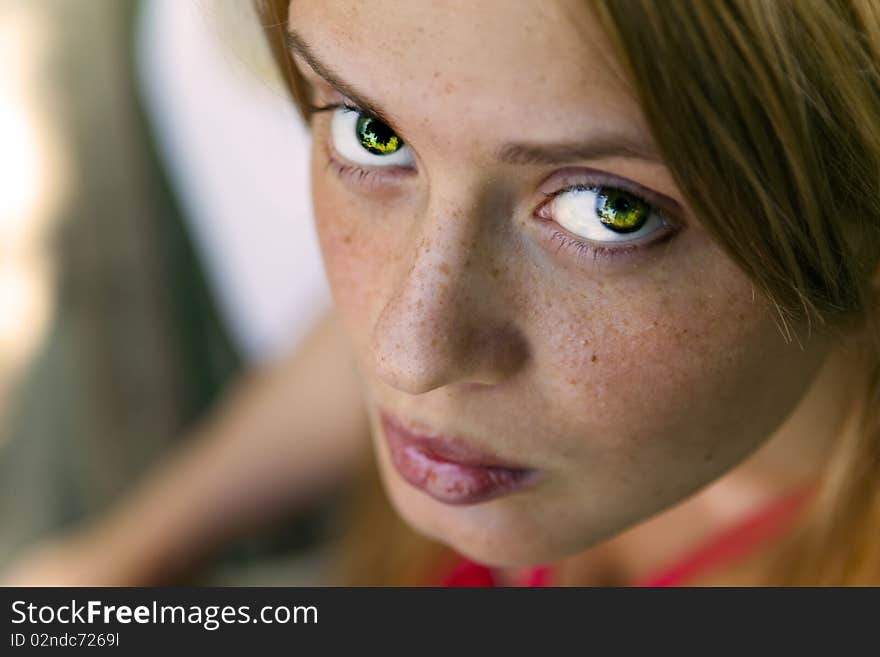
379, 410, 541, 506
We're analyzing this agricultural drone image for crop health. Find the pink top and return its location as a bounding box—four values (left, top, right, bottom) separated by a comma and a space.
440, 485, 813, 587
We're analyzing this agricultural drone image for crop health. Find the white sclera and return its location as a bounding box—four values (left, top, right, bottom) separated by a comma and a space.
553, 187, 665, 243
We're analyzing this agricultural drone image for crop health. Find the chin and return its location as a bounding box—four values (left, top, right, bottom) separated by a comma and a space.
378, 459, 588, 567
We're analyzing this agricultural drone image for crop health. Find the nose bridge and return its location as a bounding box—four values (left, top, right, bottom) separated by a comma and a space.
371, 191, 526, 394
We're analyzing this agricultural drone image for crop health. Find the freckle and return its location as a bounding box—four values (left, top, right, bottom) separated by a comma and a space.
431, 338, 437, 346
342, 234, 352, 244
582, 339, 590, 347
416, 299, 423, 309
591, 354, 598, 362
652, 320, 658, 327
394, 342, 401, 350
491, 267, 501, 279
438, 262, 450, 275
568, 378, 578, 385
464, 258, 472, 267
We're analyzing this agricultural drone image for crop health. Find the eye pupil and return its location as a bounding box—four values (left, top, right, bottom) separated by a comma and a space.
356, 115, 402, 155
596, 188, 649, 233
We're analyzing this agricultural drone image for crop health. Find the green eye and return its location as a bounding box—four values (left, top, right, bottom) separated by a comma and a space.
356, 115, 403, 155
595, 188, 650, 233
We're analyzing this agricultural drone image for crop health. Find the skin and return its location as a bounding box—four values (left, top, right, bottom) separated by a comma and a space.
288, 0, 860, 570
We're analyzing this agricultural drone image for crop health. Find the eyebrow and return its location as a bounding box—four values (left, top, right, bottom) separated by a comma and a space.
285, 27, 662, 166
285, 28, 396, 128
496, 139, 661, 166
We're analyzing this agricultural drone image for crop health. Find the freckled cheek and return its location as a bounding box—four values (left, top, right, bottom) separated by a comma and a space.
311, 176, 398, 351
538, 283, 782, 451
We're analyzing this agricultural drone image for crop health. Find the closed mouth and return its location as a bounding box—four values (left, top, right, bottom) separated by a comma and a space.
379, 410, 541, 505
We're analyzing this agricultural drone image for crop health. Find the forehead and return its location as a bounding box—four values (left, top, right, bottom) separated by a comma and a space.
288, 0, 651, 148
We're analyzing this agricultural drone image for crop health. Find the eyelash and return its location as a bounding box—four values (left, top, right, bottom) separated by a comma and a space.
311, 101, 679, 263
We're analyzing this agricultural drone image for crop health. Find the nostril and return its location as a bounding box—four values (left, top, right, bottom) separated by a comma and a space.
371, 309, 529, 394
369, 223, 528, 392
372, 341, 454, 395
473, 323, 531, 383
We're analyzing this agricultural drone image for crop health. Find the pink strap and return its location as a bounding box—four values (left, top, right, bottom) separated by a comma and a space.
521, 565, 553, 587
441, 560, 550, 587
442, 557, 496, 587
633, 485, 813, 587
442, 484, 813, 587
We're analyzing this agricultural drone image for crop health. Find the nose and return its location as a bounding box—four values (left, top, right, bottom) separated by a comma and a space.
370, 204, 529, 394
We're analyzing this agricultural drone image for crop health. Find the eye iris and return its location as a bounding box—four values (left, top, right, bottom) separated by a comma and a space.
356, 115, 402, 155
596, 188, 649, 233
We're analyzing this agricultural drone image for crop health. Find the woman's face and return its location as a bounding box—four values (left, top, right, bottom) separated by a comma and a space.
288, 0, 832, 565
